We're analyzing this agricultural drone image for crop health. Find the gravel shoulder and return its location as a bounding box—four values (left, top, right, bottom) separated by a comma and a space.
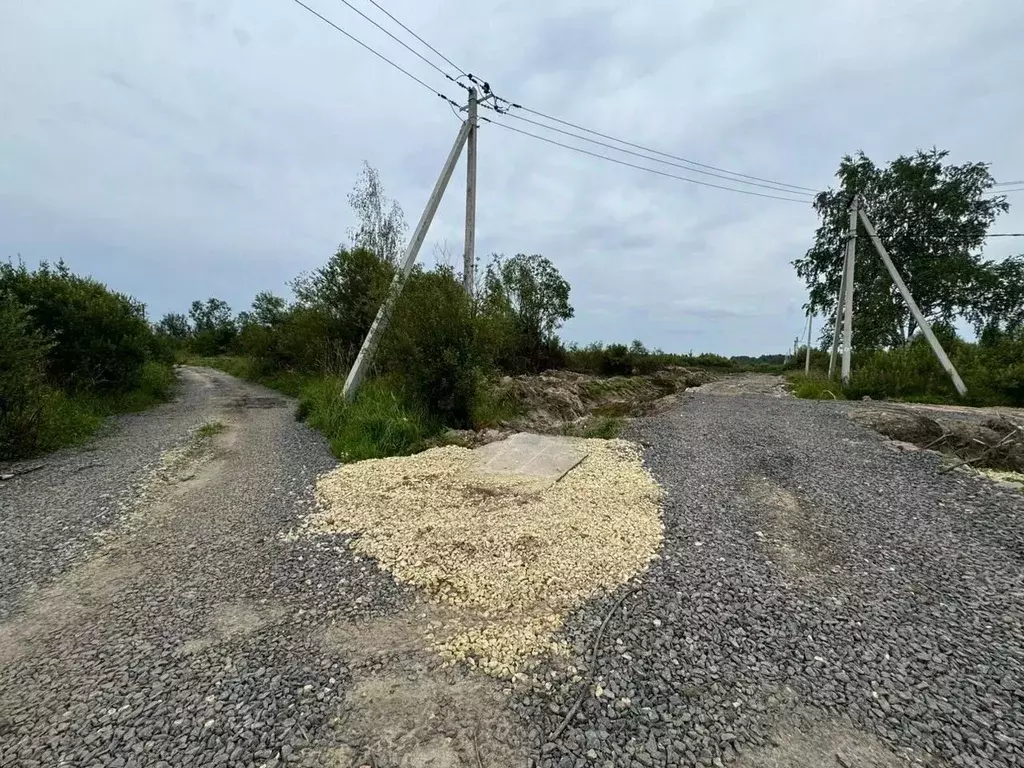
521, 392, 1024, 768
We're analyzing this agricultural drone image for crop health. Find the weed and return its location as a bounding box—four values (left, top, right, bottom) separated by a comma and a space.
787, 374, 846, 401
298, 377, 432, 462
564, 415, 623, 439
196, 421, 226, 439
470, 378, 521, 429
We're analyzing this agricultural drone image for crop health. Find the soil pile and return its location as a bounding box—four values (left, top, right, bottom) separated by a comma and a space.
494, 367, 710, 434
850, 405, 1024, 473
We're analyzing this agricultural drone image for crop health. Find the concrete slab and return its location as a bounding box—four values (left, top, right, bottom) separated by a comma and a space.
470, 433, 585, 485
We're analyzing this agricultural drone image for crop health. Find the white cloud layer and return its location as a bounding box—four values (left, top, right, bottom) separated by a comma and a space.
2, 0, 1023, 353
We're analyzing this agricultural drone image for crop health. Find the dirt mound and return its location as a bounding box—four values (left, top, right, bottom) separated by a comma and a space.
495, 367, 710, 434
851, 405, 1024, 473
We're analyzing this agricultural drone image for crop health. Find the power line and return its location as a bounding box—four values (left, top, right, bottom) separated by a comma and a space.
993, 180, 1024, 186
329, 0, 817, 196
991, 187, 1024, 194
483, 104, 815, 197
331, 0, 458, 82
288, 0, 451, 100
481, 116, 812, 203
507, 104, 820, 194
985, 233, 1024, 237
317, 0, 815, 199
364, 0, 468, 77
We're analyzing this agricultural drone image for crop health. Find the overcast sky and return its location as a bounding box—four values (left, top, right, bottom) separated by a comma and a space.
3, 0, 1023, 355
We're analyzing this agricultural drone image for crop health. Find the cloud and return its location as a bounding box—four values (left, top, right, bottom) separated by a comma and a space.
2, 0, 1023, 355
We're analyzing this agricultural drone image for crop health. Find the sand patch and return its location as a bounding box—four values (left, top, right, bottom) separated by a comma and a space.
301, 438, 662, 676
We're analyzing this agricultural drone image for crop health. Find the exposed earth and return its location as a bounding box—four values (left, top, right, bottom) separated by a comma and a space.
1, 367, 1022, 767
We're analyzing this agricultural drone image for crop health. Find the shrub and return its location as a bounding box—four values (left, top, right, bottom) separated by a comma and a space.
291, 246, 394, 373
382, 266, 480, 427
0, 294, 52, 457
600, 344, 633, 376
0, 261, 154, 393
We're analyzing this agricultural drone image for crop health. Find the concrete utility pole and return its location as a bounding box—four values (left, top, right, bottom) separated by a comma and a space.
857, 206, 968, 396
827, 251, 847, 380
463, 87, 478, 296
840, 196, 858, 384
342, 120, 472, 400
828, 199, 858, 380
804, 313, 812, 375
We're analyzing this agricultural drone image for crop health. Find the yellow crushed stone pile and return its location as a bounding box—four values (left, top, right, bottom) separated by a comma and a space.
306, 438, 663, 677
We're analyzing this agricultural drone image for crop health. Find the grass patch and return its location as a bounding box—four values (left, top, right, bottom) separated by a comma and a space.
196, 421, 226, 439
297, 377, 432, 462
787, 373, 846, 401
563, 415, 623, 439
470, 378, 521, 429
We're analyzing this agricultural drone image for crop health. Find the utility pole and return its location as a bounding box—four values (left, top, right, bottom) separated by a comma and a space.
342, 120, 472, 400
804, 313, 812, 375
840, 196, 858, 384
857, 205, 967, 396
827, 251, 847, 380
828, 210, 855, 380
463, 87, 478, 296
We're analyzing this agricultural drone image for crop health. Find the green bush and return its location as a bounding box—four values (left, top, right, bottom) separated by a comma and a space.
291, 246, 394, 373
1, 261, 154, 393
0, 262, 176, 459
600, 344, 633, 376
0, 294, 53, 457
382, 266, 480, 427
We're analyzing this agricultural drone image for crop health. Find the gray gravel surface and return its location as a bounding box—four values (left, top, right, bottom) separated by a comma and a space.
0, 367, 409, 768
0, 368, 223, 619
519, 393, 1024, 768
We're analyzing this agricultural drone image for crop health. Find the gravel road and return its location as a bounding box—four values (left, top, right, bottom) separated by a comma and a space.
522, 392, 1024, 768
3, 369, 1023, 768
0, 367, 410, 767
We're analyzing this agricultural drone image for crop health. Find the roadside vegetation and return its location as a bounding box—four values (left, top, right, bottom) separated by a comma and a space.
8, 149, 1021, 463
169, 166, 728, 461
789, 149, 1024, 407
1, 261, 176, 460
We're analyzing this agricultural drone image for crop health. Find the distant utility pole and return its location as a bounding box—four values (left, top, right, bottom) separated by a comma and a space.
804, 313, 812, 375
825, 195, 967, 396
463, 87, 478, 296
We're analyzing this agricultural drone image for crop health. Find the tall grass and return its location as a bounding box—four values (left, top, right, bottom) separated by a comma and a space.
1, 362, 176, 459
297, 377, 430, 461
786, 373, 845, 401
